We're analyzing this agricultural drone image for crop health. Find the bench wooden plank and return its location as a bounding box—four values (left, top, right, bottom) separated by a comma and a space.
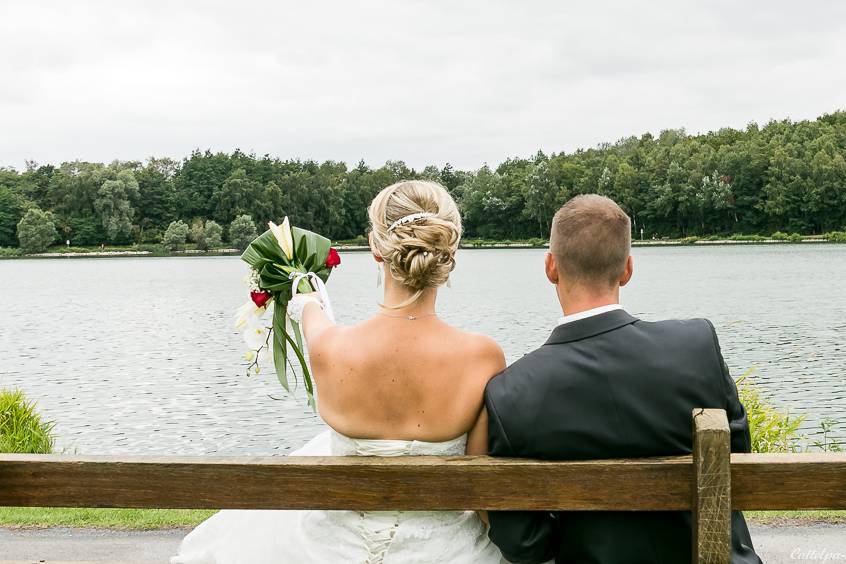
731, 453, 846, 510
1, 453, 843, 511
0, 454, 693, 511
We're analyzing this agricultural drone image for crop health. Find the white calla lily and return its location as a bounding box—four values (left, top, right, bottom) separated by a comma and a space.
268, 217, 294, 260
234, 301, 266, 330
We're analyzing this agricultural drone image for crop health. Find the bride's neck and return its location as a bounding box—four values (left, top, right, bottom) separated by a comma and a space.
380, 271, 437, 314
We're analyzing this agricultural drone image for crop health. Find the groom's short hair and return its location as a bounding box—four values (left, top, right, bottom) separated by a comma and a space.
550, 194, 631, 288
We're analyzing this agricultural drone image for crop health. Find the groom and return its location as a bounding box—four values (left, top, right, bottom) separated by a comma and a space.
484, 195, 761, 563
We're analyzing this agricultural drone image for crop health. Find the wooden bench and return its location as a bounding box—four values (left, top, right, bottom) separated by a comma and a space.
1, 409, 844, 564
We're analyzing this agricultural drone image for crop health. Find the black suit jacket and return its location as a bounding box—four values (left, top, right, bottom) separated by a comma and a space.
484, 309, 761, 564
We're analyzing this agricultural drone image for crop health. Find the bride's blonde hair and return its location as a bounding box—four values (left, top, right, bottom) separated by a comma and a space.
368, 180, 462, 307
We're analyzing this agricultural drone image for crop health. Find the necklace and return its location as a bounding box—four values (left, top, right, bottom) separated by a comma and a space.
377, 311, 437, 321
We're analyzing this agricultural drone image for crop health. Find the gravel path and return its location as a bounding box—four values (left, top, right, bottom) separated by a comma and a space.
1, 523, 844, 563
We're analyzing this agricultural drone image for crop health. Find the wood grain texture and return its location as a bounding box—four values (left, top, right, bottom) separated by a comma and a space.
731, 453, 846, 510
0, 454, 693, 511
692, 408, 732, 564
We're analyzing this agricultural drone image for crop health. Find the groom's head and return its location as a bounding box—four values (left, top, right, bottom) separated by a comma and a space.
546, 195, 633, 301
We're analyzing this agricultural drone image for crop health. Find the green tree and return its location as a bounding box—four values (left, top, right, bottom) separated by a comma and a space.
229, 214, 257, 250
523, 160, 557, 235
94, 169, 139, 242
16, 208, 58, 252
135, 158, 177, 232
162, 220, 189, 251
0, 184, 29, 247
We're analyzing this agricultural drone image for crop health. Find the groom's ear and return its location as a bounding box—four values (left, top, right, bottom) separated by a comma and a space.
545, 252, 560, 285
618, 255, 634, 287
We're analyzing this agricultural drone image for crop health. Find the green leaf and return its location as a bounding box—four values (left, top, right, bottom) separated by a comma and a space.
291, 226, 332, 277
281, 328, 315, 410
272, 305, 289, 391
241, 228, 286, 270
290, 319, 304, 353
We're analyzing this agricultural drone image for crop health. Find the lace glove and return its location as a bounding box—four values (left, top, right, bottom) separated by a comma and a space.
288, 271, 336, 324
287, 294, 324, 324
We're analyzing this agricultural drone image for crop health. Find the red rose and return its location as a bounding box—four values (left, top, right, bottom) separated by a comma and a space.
250, 291, 272, 308
325, 247, 341, 268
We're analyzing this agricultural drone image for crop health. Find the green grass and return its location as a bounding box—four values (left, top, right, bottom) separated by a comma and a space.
0, 389, 55, 454
0, 507, 840, 529
0, 507, 214, 529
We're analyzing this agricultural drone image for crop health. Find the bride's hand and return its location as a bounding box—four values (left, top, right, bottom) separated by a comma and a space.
287, 293, 324, 324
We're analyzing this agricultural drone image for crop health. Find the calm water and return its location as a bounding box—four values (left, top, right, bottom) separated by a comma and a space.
0, 245, 844, 455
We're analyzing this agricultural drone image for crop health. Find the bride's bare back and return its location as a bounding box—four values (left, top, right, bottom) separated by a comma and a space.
308, 315, 504, 445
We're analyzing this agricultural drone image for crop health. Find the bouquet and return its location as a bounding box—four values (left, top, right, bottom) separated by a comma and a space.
235, 217, 341, 408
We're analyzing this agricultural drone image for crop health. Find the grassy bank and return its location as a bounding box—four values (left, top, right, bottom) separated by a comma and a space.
0, 507, 841, 530
0, 507, 214, 529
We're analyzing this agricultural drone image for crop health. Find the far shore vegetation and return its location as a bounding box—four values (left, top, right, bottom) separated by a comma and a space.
1, 231, 845, 260
1, 376, 842, 529
2, 111, 846, 256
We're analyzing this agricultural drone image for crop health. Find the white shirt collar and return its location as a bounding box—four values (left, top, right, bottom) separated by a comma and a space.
557, 304, 623, 326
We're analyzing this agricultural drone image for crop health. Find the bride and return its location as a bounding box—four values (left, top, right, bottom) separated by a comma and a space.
172, 180, 507, 563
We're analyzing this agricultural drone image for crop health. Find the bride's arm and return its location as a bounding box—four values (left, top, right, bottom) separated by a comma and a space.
297, 295, 336, 346
467, 407, 491, 525
466, 407, 489, 457
464, 336, 506, 525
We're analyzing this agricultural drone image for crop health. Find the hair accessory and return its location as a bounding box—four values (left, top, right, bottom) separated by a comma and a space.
387, 212, 436, 232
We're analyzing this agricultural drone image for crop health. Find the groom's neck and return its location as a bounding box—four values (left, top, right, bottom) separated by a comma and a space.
557, 284, 620, 317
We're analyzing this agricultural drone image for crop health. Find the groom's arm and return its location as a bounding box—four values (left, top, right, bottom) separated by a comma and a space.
485, 381, 561, 564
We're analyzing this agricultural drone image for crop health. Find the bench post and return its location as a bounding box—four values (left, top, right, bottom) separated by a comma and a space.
692, 408, 732, 564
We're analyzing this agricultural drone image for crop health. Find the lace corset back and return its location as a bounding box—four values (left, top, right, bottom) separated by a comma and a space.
329, 430, 468, 456
316, 431, 480, 563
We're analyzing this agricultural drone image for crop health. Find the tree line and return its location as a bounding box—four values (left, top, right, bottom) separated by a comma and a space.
1, 110, 845, 251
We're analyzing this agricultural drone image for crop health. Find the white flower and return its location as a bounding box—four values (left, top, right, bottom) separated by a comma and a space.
234, 301, 266, 330
244, 325, 269, 350
259, 343, 274, 364
243, 268, 263, 292
268, 217, 294, 260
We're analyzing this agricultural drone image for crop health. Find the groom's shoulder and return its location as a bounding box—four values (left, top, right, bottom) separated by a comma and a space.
634, 316, 721, 350
485, 316, 721, 396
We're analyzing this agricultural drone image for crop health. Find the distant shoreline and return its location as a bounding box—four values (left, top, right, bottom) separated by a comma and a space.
0, 236, 843, 260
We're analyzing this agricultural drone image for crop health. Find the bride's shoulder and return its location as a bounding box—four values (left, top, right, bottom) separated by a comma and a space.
452, 329, 506, 379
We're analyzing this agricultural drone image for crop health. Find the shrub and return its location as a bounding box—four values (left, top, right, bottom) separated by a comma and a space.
771, 231, 789, 241
16, 208, 58, 253
736, 370, 804, 453
204, 221, 223, 249
162, 220, 189, 251
527, 238, 548, 247
787, 233, 803, 243
680, 236, 699, 245
0, 389, 55, 454
229, 215, 258, 250
824, 231, 846, 243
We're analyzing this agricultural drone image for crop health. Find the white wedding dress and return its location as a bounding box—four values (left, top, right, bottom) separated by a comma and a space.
172, 428, 505, 563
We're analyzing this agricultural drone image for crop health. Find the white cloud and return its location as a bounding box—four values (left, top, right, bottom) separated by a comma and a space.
1, 0, 844, 170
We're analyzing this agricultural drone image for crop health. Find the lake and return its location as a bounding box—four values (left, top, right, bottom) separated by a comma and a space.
0, 245, 844, 455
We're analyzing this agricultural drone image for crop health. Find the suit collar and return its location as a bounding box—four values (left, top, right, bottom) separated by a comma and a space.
544, 309, 638, 345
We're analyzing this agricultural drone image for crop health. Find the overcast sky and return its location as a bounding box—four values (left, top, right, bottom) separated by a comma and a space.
1, 1, 844, 171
